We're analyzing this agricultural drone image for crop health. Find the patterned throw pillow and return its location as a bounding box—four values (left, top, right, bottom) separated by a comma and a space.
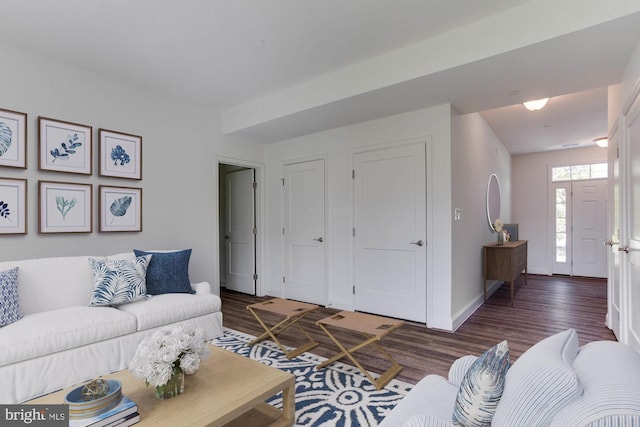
88, 255, 152, 306
452, 340, 511, 427
133, 249, 194, 295
0, 267, 22, 327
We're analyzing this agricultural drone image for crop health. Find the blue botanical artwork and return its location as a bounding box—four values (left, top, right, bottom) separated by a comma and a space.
50, 133, 82, 163
0, 200, 10, 221
0, 122, 12, 157
110, 196, 132, 223
56, 196, 77, 220
111, 145, 130, 166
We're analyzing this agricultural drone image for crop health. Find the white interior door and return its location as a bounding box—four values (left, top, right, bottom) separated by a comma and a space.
353, 143, 426, 323
624, 94, 640, 352
282, 159, 326, 305
607, 126, 622, 339
225, 168, 256, 294
572, 179, 608, 278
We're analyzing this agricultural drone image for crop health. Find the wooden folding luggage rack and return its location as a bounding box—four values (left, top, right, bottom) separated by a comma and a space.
246, 298, 319, 359
316, 310, 404, 390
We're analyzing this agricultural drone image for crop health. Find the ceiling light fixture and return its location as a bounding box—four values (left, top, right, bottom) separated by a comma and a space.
594, 137, 608, 148
522, 98, 549, 111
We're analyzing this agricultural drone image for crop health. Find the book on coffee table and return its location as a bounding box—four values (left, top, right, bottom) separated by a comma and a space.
103, 411, 140, 427
69, 395, 138, 427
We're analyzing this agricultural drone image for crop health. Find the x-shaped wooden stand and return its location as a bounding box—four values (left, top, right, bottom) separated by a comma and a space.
316, 311, 404, 390
246, 298, 319, 359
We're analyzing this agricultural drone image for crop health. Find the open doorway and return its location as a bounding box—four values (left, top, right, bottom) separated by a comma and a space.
219, 163, 257, 295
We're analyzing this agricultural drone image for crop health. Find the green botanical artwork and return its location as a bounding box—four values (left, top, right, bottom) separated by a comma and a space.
56, 195, 77, 220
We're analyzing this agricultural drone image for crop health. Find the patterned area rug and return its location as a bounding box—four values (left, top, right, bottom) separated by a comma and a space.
210, 328, 412, 427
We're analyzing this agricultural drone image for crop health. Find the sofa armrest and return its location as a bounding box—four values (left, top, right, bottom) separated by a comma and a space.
191, 281, 211, 295
402, 414, 455, 427
447, 355, 478, 387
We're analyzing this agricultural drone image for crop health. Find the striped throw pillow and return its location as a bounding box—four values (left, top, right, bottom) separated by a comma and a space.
452, 340, 510, 427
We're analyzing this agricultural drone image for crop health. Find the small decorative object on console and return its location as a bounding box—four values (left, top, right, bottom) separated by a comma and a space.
128, 325, 210, 399
81, 379, 110, 401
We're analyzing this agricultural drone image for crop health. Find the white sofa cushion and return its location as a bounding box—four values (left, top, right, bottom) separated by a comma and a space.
0, 256, 95, 315
379, 375, 458, 427
492, 328, 581, 427
550, 340, 640, 427
116, 293, 221, 332
0, 306, 136, 367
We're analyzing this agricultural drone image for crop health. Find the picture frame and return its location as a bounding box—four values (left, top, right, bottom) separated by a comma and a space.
39, 181, 92, 234
0, 108, 27, 169
39, 117, 92, 175
0, 178, 27, 234
99, 185, 142, 232
99, 129, 142, 180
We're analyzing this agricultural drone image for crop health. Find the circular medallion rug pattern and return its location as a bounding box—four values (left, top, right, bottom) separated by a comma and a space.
211, 328, 413, 427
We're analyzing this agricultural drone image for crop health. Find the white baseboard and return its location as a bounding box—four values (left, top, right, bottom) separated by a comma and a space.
450, 280, 502, 332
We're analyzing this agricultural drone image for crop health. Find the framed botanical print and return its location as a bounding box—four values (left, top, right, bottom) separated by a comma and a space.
99, 129, 142, 180
99, 185, 142, 232
39, 117, 92, 175
0, 108, 27, 169
0, 178, 27, 234
39, 181, 92, 233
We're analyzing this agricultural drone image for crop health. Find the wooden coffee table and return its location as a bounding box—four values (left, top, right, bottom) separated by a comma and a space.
247, 298, 319, 359
29, 345, 295, 427
316, 311, 404, 390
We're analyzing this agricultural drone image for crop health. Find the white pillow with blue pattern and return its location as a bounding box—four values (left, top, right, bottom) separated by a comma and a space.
452, 340, 510, 427
0, 267, 22, 327
88, 255, 152, 306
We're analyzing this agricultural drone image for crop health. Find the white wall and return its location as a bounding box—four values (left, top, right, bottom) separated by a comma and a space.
263, 104, 454, 329
0, 43, 264, 292
451, 112, 511, 325
512, 146, 607, 275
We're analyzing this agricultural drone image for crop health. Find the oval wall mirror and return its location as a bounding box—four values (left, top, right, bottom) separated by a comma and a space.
487, 174, 501, 231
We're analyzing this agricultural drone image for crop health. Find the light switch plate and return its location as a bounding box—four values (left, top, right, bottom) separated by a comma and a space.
454, 208, 461, 221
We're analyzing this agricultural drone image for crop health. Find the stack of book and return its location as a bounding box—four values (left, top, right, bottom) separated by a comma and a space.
69, 396, 140, 427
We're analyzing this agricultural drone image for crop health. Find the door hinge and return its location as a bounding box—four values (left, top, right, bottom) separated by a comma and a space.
281, 178, 285, 186
282, 227, 285, 235
617, 147, 620, 159
253, 274, 258, 281
252, 227, 257, 235
252, 181, 257, 189
352, 170, 355, 179
282, 276, 286, 283
352, 228, 355, 237
352, 285, 355, 294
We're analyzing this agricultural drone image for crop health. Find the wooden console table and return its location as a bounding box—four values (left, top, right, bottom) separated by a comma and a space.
483, 240, 528, 306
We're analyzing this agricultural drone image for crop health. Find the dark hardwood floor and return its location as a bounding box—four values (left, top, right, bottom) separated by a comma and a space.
220, 274, 615, 385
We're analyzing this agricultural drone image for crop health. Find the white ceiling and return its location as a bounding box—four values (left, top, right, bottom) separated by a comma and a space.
1, 0, 639, 153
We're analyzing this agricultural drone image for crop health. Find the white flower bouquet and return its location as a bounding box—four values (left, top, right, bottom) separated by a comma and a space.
128, 325, 210, 389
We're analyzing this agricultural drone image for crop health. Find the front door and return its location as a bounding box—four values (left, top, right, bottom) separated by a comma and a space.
572, 179, 608, 278
353, 143, 427, 322
282, 159, 326, 305
224, 168, 256, 294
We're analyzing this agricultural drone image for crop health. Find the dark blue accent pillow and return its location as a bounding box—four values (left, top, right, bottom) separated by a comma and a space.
133, 249, 195, 295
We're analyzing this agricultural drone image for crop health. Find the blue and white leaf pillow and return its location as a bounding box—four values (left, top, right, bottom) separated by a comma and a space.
0, 267, 22, 327
453, 340, 511, 427
88, 255, 152, 306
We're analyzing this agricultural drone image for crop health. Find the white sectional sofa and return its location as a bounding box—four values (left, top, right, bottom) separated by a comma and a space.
0, 251, 223, 404
381, 329, 640, 427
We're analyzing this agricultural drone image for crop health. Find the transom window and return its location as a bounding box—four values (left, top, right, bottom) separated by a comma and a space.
552, 163, 608, 181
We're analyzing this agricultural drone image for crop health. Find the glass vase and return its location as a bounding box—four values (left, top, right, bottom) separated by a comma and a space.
154, 367, 184, 399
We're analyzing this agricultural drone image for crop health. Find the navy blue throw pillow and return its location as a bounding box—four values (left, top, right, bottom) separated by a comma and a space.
133, 249, 195, 295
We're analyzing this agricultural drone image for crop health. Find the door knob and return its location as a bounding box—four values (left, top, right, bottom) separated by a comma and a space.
314, 237, 324, 243
224, 234, 230, 240
618, 246, 630, 253
604, 240, 619, 246
410, 240, 424, 247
